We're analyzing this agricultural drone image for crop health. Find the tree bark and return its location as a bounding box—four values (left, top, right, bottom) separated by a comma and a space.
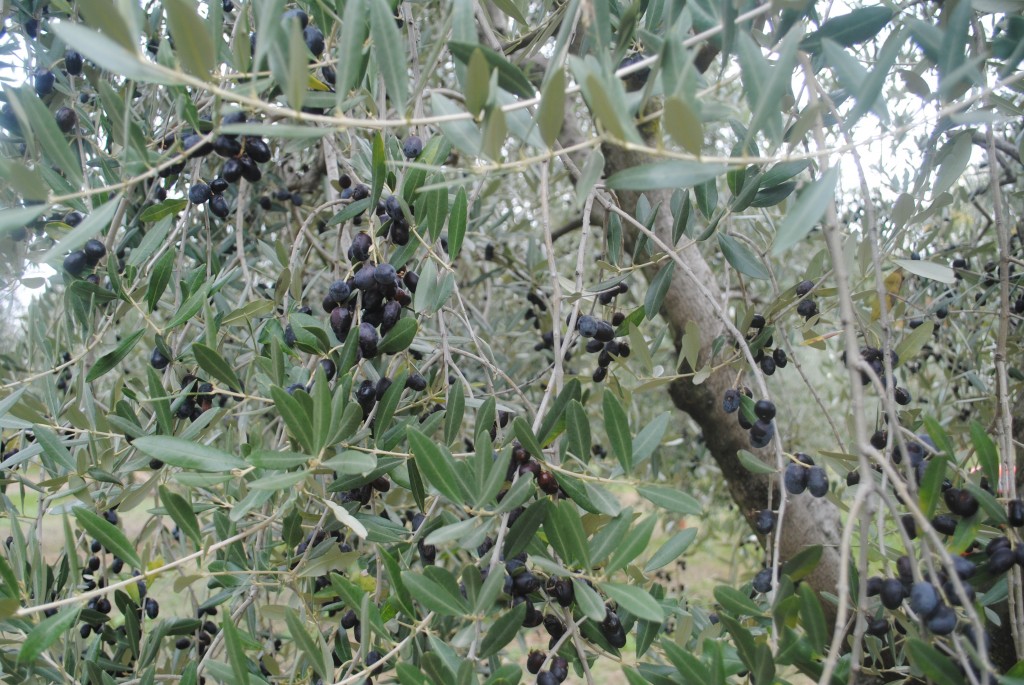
601, 142, 844, 629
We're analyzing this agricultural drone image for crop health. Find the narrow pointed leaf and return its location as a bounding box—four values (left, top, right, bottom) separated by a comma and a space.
718, 233, 769, 280
165, 0, 216, 79
408, 428, 465, 505
607, 161, 727, 191
772, 167, 839, 255
603, 392, 632, 471
85, 330, 145, 382
74, 507, 142, 569
133, 435, 245, 472
478, 603, 527, 658
369, 0, 408, 109
159, 486, 202, 548
601, 582, 665, 622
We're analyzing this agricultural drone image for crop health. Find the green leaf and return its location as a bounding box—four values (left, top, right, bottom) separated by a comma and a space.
369, 0, 409, 109
444, 382, 465, 446
74, 507, 142, 569
607, 515, 655, 573
285, 608, 329, 681
576, 149, 605, 208
448, 187, 468, 261
401, 571, 469, 616
693, 179, 718, 220
85, 329, 145, 383
32, 426, 76, 472
601, 582, 665, 622
191, 343, 241, 391
220, 617, 252, 685
637, 485, 702, 516
970, 422, 999, 493
249, 471, 309, 491
503, 498, 548, 559
565, 400, 591, 460
607, 161, 727, 191
644, 528, 697, 573
147, 251, 175, 312
798, 584, 827, 655
714, 585, 763, 617
50, 21, 175, 84
8, 86, 82, 187
0, 205, 47, 239
408, 428, 465, 505
602, 391, 632, 472
159, 486, 202, 548
133, 435, 245, 472
538, 379, 582, 446
780, 545, 823, 581
663, 96, 703, 156
845, 27, 905, 128
18, 606, 81, 664
632, 413, 668, 464
512, 416, 544, 461
772, 167, 840, 255
801, 6, 894, 53
249, 450, 311, 470
431, 93, 481, 156
379, 317, 418, 354
39, 197, 121, 266
892, 259, 955, 284
932, 131, 973, 198
371, 131, 386, 209
537, 69, 566, 147
761, 160, 811, 188
718, 233, 769, 280
573, 578, 607, 621
662, 639, 711, 685
582, 71, 637, 143
750, 182, 798, 208
335, 0, 368, 97
544, 500, 590, 569
270, 386, 315, 454
478, 603, 527, 658
644, 261, 675, 320
165, 0, 216, 79
166, 281, 210, 330
743, 25, 802, 146
449, 41, 535, 99
905, 637, 964, 685
894, 320, 934, 367
737, 449, 777, 475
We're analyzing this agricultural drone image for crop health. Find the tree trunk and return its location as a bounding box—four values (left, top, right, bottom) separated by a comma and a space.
602, 142, 844, 629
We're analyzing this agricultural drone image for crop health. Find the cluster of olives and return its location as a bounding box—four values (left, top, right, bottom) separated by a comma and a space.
77, 510, 157, 644
844, 346, 912, 406
323, 253, 415, 362
744, 314, 788, 376
54, 350, 73, 392
527, 650, 569, 685
173, 606, 221, 656
783, 453, 829, 498
166, 374, 231, 431
576, 314, 630, 383
168, 112, 272, 219
793, 279, 820, 321
62, 238, 107, 278
722, 391, 777, 450
507, 443, 564, 497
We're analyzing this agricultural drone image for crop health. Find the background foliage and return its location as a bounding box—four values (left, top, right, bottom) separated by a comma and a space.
0, 0, 1023, 684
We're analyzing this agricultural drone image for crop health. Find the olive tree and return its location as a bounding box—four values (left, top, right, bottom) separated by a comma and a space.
0, 0, 1022, 683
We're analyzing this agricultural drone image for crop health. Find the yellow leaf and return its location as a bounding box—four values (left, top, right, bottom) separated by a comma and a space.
870, 269, 904, 320
307, 75, 330, 92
